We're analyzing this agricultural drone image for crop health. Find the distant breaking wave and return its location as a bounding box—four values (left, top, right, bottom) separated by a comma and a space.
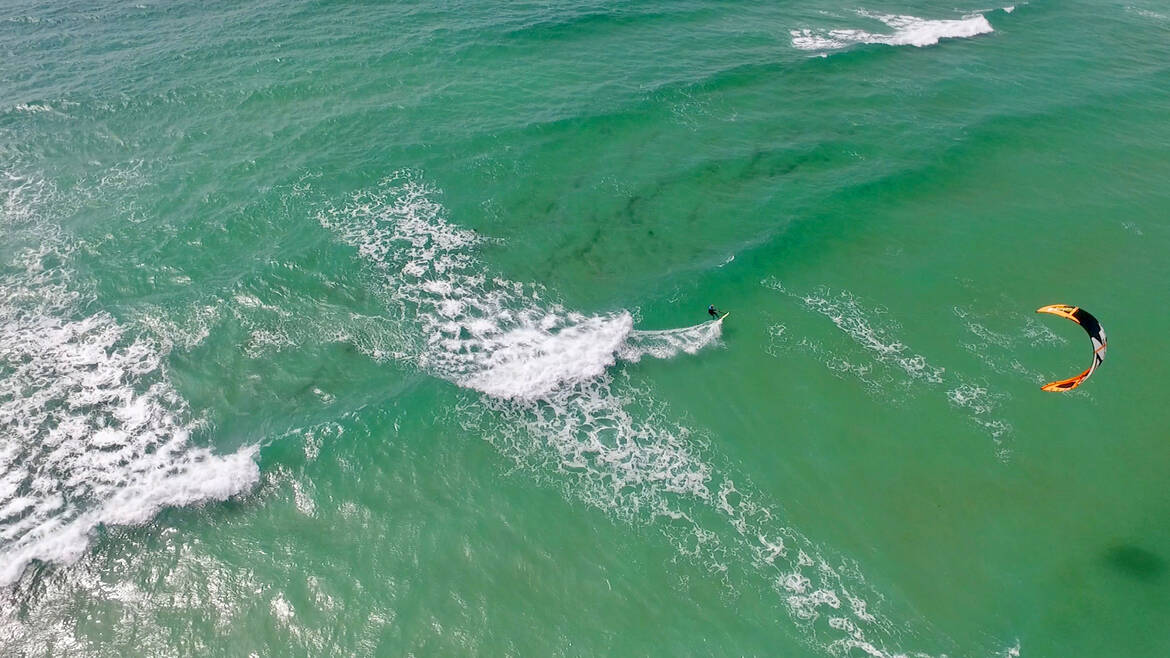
791, 10, 995, 51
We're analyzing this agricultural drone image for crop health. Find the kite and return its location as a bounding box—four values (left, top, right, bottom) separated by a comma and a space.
1036, 304, 1107, 392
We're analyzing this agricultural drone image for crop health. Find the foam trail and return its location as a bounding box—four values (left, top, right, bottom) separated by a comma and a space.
0, 172, 259, 586
451, 312, 722, 400
319, 174, 945, 657
624, 321, 725, 361
792, 10, 993, 51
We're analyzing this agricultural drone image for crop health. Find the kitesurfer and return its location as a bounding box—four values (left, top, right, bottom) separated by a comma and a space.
708, 304, 720, 320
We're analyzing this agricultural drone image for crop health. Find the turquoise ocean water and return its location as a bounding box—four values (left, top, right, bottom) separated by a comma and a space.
3, 1, 1170, 655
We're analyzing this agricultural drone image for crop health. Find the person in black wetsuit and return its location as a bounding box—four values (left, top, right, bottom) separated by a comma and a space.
708, 304, 720, 320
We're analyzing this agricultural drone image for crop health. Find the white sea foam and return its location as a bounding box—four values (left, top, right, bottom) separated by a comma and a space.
1126, 5, 1168, 21
459, 313, 724, 399
779, 283, 945, 384
953, 303, 1069, 383
792, 11, 994, 51
12, 103, 54, 114
0, 172, 259, 587
317, 174, 931, 656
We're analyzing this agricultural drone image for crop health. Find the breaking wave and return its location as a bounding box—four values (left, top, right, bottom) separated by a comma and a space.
316, 174, 724, 401
0, 171, 259, 587
791, 10, 994, 51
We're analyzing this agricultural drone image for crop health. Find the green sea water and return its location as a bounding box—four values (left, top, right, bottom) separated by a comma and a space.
3, 1, 1170, 656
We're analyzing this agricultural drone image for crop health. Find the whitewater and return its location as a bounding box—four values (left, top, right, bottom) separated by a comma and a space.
791, 10, 1000, 52
0, 172, 259, 587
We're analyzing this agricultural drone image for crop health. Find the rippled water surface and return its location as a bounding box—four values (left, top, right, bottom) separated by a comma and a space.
3, 1, 1170, 655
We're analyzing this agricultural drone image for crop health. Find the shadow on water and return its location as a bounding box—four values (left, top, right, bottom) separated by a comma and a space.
1103, 545, 1166, 581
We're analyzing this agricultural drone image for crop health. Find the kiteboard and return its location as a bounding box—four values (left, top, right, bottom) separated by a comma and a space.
718, 312, 729, 322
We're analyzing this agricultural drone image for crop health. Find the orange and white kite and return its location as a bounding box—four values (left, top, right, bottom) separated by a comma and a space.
1036, 304, 1107, 392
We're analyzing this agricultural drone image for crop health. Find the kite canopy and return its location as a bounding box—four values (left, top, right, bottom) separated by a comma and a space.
1036, 304, 1107, 392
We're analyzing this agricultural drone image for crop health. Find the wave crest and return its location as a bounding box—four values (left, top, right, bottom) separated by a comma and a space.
792, 11, 993, 51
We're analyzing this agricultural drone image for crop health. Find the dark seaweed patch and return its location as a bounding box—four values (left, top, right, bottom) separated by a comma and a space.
1104, 545, 1166, 581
